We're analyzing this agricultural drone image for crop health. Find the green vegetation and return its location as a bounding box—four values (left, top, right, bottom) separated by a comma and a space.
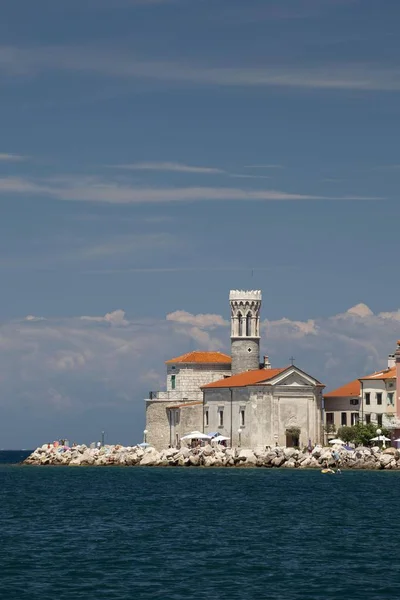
337, 423, 390, 446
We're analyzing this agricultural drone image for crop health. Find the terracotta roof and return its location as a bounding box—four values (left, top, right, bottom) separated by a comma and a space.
165, 351, 231, 364
167, 401, 203, 409
202, 367, 287, 389
361, 366, 396, 380
324, 379, 361, 399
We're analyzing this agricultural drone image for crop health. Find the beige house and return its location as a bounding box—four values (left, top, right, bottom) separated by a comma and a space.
324, 379, 361, 435
324, 351, 397, 437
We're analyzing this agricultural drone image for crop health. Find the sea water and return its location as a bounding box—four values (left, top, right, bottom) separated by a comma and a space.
0, 466, 399, 600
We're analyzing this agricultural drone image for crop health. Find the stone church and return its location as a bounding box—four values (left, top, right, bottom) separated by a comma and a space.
145, 290, 324, 450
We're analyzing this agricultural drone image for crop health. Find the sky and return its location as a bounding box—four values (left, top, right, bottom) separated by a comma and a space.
1, 0, 400, 448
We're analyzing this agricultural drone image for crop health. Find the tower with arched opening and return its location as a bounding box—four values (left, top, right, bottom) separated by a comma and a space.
229, 290, 262, 374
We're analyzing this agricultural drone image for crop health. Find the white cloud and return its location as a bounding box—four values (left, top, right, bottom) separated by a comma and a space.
166, 310, 228, 328
229, 174, 271, 180
0, 153, 26, 162
336, 303, 374, 318
111, 162, 224, 174
80, 309, 129, 326
265, 317, 318, 338
244, 164, 284, 169
24, 315, 46, 322
1, 45, 400, 92
0, 176, 381, 204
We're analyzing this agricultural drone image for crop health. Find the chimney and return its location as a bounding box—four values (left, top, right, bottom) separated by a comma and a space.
263, 355, 271, 369
388, 353, 396, 369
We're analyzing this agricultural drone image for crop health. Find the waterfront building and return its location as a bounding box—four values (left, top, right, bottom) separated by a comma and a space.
145, 290, 324, 450
145, 351, 231, 449
324, 346, 398, 437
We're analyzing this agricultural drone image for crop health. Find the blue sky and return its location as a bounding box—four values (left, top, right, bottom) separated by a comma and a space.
2, 0, 400, 448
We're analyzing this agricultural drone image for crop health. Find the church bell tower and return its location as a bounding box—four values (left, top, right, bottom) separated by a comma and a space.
229, 290, 262, 374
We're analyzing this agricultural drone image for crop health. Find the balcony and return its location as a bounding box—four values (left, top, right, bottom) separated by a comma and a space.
148, 391, 188, 401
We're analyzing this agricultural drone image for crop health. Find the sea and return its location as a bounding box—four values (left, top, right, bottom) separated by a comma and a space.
1, 454, 399, 600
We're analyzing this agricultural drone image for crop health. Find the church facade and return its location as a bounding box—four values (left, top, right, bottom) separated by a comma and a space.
145, 290, 324, 450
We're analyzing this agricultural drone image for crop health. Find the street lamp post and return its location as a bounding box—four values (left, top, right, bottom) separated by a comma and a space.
101, 430, 105, 447
238, 428, 242, 448
143, 429, 148, 444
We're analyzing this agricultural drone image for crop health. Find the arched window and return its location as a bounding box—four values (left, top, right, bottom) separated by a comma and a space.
237, 311, 243, 336
246, 312, 252, 336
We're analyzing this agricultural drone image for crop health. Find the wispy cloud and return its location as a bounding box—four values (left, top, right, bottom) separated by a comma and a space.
229, 174, 271, 180
0, 153, 26, 162
244, 164, 284, 169
0, 175, 382, 204
374, 165, 400, 171
111, 161, 224, 174
77, 233, 176, 259
1, 45, 400, 92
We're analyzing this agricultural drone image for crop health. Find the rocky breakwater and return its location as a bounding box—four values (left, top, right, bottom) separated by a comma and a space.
23, 443, 400, 469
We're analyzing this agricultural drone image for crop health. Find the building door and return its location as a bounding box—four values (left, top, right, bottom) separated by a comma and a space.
285, 428, 300, 448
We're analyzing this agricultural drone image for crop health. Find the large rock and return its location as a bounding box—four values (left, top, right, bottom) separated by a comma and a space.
284, 448, 298, 460
271, 455, 286, 467
379, 454, 393, 468
139, 450, 161, 466
189, 455, 200, 466
238, 449, 257, 465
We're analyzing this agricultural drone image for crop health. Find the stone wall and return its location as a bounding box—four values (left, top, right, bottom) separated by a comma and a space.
166, 364, 231, 395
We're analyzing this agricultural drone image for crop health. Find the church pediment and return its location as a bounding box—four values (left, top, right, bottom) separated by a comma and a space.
260, 366, 321, 388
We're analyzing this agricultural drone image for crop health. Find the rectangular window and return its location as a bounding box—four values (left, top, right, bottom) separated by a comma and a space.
326, 412, 334, 425
240, 409, 245, 427
365, 414, 371, 424
175, 410, 180, 425
204, 409, 209, 427
351, 413, 359, 426
377, 414, 383, 427
376, 393, 382, 405
341, 412, 347, 426
218, 410, 224, 427
365, 392, 370, 405
388, 392, 394, 406
171, 375, 176, 390
350, 398, 359, 406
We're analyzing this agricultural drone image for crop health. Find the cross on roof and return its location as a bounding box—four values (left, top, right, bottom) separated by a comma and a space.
290, 356, 295, 365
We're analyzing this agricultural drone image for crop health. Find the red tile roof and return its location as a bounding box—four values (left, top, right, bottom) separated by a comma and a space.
202, 367, 287, 389
361, 366, 396, 380
324, 379, 361, 399
165, 351, 231, 364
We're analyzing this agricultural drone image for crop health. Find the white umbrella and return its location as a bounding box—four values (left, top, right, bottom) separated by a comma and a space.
393, 438, 400, 442
181, 431, 211, 441
211, 435, 230, 443
370, 435, 391, 442
328, 439, 346, 445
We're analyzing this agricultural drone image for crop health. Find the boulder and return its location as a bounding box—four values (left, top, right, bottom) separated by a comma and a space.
140, 450, 161, 466
311, 445, 323, 458
383, 447, 397, 455
284, 448, 298, 460
379, 454, 393, 468
201, 444, 214, 456
238, 449, 257, 465
189, 455, 200, 466
271, 455, 286, 468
